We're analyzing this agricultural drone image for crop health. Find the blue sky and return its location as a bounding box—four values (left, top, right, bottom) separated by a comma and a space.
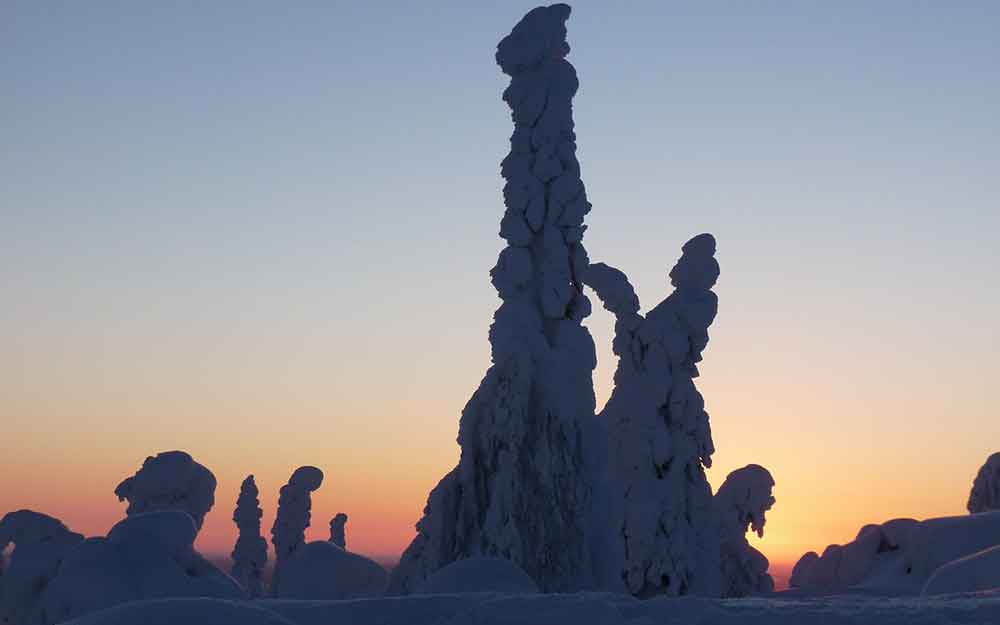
2, 2, 998, 559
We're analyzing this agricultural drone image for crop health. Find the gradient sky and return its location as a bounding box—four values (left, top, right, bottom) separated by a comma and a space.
3, 2, 998, 567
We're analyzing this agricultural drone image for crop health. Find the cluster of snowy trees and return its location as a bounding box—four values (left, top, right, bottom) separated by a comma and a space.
2, 6, 998, 623
0, 452, 385, 624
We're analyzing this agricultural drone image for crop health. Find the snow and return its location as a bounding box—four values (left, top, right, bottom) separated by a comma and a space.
60, 592, 1000, 625
231, 475, 267, 598
416, 558, 539, 595
37, 510, 244, 624
114, 450, 216, 531
789, 511, 1000, 594
389, 3, 598, 595
329, 513, 347, 549
923, 544, 1000, 595
276, 541, 387, 600
714, 465, 776, 597
270, 466, 323, 597
968, 452, 1000, 513
585, 234, 723, 597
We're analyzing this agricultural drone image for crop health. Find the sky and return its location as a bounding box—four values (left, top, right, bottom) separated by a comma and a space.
2, 1, 998, 568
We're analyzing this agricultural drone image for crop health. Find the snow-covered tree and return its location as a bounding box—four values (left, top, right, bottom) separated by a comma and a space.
114, 450, 216, 531
270, 466, 323, 596
330, 513, 347, 549
231, 475, 267, 598
967, 452, 1000, 514
585, 234, 722, 597
388, 3, 598, 594
0, 510, 83, 625
714, 464, 776, 597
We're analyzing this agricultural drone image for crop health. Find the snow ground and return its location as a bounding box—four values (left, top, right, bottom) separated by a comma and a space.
63, 590, 1000, 625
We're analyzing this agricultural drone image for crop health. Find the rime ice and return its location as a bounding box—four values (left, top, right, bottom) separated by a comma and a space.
231, 475, 267, 598
114, 450, 217, 531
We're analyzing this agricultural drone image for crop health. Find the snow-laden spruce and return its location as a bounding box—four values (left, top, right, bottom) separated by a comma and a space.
329, 513, 347, 549
714, 465, 776, 597
270, 466, 323, 597
231, 475, 268, 598
967, 451, 1000, 514
388, 3, 598, 595
0, 510, 83, 625
584, 234, 722, 597
114, 450, 216, 531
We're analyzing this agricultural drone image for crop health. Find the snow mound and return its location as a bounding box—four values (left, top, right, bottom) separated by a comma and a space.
968, 452, 1000, 514
791, 511, 1000, 594
60, 598, 295, 625
114, 450, 217, 530
275, 541, 387, 600
39, 510, 244, 624
416, 558, 539, 595
923, 544, 1000, 595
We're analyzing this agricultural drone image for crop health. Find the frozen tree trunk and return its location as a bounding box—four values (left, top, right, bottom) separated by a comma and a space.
270, 466, 323, 597
231, 475, 267, 599
114, 450, 217, 531
330, 513, 347, 549
967, 452, 1000, 514
585, 234, 723, 597
388, 3, 598, 594
714, 464, 776, 597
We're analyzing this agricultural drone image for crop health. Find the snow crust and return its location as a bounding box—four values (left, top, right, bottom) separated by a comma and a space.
114, 450, 216, 531
231, 475, 268, 598
714, 465, 776, 597
968, 452, 1000, 514
62, 592, 1000, 625
389, 3, 598, 595
416, 558, 539, 595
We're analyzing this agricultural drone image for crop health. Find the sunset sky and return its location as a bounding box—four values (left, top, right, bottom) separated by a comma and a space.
3, 2, 998, 569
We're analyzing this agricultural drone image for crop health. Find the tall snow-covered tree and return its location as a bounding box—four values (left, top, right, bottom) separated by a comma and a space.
388, 3, 598, 594
585, 234, 722, 597
231, 475, 267, 598
270, 466, 323, 596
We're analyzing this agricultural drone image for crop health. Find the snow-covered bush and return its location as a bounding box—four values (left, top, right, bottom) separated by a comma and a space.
389, 3, 598, 594
274, 541, 387, 600
416, 557, 539, 595
714, 465, 776, 597
329, 513, 347, 549
38, 510, 244, 624
231, 475, 267, 598
0, 510, 83, 625
967, 452, 1000, 514
585, 234, 722, 597
114, 450, 216, 531
270, 466, 323, 596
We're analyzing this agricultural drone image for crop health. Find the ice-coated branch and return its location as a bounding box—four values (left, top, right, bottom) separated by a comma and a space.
714, 465, 776, 597
388, 4, 598, 594
231, 475, 267, 598
330, 513, 347, 549
270, 466, 323, 596
114, 450, 217, 531
967, 452, 1000, 514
